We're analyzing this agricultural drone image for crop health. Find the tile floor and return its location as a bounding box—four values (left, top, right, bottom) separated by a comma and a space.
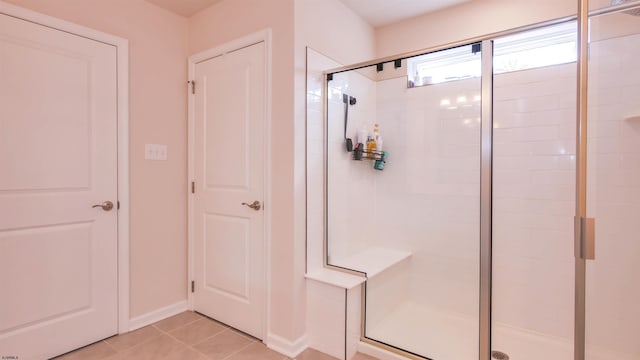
54, 311, 379, 360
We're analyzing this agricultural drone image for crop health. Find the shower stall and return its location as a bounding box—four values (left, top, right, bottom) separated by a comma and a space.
318, 1, 640, 359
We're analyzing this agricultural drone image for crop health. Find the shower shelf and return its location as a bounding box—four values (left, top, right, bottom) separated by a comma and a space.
330, 247, 412, 278
353, 149, 384, 160
354, 150, 382, 160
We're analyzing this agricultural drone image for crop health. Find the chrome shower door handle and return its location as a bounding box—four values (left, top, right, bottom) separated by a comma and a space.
241, 200, 261, 211
92, 201, 114, 211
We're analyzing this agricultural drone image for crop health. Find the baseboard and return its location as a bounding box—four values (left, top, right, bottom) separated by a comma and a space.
266, 332, 308, 358
127, 300, 189, 332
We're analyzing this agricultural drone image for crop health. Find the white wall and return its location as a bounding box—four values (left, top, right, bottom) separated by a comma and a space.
305, 48, 340, 274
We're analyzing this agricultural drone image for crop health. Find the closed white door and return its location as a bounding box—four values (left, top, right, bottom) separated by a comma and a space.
192, 41, 266, 339
0, 13, 118, 359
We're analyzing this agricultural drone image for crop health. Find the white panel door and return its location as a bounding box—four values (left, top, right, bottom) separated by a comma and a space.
193, 41, 266, 339
0, 13, 118, 359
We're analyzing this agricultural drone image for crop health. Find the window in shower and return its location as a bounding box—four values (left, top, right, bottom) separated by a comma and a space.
407, 21, 577, 86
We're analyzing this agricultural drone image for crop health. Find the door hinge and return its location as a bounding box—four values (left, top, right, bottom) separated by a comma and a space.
575, 216, 596, 260
191, 181, 195, 194
191, 280, 195, 293
188, 80, 195, 94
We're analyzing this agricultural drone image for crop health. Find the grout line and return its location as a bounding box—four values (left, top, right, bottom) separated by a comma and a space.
152, 316, 202, 335
188, 328, 245, 357
163, 318, 232, 349
101, 340, 118, 354
151, 312, 267, 359
219, 340, 256, 360
106, 327, 163, 352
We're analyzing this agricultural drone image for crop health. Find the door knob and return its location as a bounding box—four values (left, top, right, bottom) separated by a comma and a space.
241, 200, 261, 211
92, 201, 114, 211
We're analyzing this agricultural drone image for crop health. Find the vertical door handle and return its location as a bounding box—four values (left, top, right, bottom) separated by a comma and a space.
241, 200, 261, 211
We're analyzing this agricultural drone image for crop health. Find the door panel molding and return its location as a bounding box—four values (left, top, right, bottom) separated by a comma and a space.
0, 0, 130, 334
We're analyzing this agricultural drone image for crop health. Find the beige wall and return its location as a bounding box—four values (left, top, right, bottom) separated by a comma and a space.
294, 0, 376, 66
375, 0, 578, 57
4, 0, 190, 318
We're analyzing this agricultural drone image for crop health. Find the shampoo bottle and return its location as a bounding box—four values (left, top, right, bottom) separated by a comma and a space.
367, 124, 379, 158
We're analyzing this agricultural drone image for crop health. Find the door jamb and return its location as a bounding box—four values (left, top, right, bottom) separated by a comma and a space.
187, 29, 272, 340
0, 1, 131, 334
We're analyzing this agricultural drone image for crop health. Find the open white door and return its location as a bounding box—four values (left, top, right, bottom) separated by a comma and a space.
0, 12, 118, 359
192, 41, 266, 340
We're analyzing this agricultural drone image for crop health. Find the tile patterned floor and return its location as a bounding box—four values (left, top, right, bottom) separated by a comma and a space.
53, 311, 379, 360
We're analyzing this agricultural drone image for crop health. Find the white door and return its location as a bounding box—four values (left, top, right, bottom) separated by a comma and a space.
0, 13, 118, 359
192, 41, 266, 339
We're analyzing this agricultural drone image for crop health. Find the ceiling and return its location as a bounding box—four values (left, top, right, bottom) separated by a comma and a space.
338, 0, 471, 27
144, 0, 223, 17
144, 0, 470, 25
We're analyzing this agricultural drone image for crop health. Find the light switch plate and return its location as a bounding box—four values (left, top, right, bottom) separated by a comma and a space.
145, 144, 168, 161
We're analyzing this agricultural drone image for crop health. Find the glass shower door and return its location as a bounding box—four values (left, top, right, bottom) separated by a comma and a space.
324, 43, 485, 359
585, 4, 640, 360
360, 43, 483, 360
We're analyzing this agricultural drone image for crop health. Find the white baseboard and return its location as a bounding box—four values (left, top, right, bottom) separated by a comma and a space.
127, 300, 189, 332
266, 332, 308, 358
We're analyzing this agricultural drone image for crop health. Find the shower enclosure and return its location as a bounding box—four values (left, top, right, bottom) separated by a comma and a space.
320, 1, 640, 359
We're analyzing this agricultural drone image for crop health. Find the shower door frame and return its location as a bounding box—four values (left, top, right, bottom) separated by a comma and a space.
575, 2, 640, 360
319, 1, 640, 359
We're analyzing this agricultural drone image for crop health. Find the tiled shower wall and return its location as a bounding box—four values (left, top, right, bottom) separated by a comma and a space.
374, 75, 482, 317
492, 63, 577, 340
493, 31, 640, 356
585, 32, 640, 357
325, 70, 377, 263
